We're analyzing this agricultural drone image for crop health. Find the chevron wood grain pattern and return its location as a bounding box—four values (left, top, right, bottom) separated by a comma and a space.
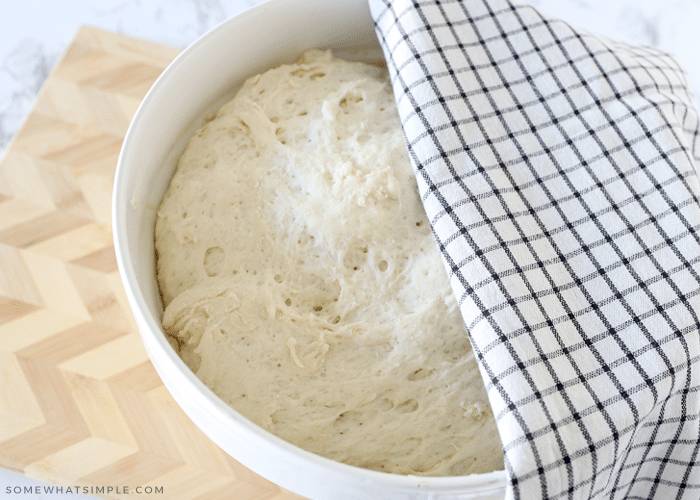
0, 26, 307, 500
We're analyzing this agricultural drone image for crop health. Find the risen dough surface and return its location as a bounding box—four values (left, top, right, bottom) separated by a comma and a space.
155, 50, 503, 476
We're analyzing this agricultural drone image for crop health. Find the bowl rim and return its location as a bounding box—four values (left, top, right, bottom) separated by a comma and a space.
112, 0, 508, 495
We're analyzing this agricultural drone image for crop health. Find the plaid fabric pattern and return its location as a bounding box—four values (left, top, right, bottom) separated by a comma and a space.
368, 0, 700, 498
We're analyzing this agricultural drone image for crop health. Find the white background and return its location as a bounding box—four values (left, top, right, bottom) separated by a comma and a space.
2, 0, 700, 160
1, 0, 699, 498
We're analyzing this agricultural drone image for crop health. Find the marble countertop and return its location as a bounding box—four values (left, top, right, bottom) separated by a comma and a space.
2, 0, 700, 161
1, 0, 698, 498
0, 0, 265, 158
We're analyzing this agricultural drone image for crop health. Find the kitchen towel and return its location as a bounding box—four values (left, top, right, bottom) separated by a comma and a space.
369, 0, 700, 498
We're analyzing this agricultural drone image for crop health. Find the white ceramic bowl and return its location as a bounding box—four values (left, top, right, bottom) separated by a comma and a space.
112, 0, 507, 498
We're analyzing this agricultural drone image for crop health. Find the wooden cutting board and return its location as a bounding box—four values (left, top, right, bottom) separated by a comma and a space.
0, 26, 306, 500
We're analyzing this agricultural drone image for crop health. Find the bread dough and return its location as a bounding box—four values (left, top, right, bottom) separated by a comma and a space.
155, 50, 504, 476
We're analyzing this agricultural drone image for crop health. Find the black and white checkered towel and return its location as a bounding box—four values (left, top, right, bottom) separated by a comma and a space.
369, 0, 700, 498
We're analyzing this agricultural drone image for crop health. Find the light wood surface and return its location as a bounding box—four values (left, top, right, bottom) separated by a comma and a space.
0, 26, 307, 500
